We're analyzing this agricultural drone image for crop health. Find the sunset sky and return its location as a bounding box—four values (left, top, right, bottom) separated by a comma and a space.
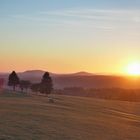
1, 0, 140, 74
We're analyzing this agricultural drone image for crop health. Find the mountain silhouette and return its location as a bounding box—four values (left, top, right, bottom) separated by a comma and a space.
0, 70, 140, 89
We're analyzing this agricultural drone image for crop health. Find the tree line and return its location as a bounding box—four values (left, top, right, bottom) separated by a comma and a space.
8, 71, 53, 95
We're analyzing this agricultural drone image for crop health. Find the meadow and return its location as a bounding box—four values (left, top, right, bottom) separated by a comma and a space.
0, 90, 140, 140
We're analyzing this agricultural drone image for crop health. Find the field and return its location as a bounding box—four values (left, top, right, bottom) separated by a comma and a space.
0, 90, 140, 140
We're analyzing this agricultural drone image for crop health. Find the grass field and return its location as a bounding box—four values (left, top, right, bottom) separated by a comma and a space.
0, 90, 140, 140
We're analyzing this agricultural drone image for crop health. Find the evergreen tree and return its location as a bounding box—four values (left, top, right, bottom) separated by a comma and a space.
8, 71, 20, 91
40, 72, 53, 95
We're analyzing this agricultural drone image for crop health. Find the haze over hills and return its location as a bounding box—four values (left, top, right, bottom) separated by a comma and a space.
0, 70, 140, 89
66, 71, 94, 76
0, 70, 94, 80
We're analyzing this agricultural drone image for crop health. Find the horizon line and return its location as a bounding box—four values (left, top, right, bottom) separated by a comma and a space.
0, 69, 131, 77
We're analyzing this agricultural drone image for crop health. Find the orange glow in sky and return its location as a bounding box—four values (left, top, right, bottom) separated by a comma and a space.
0, 1, 140, 75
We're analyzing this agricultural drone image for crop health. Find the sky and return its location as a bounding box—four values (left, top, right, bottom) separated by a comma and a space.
1, 0, 140, 74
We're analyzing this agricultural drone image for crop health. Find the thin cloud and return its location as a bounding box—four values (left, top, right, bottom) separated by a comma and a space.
41, 8, 140, 22
10, 8, 140, 31
11, 8, 140, 23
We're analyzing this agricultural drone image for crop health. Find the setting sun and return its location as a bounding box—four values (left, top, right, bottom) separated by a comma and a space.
127, 63, 140, 76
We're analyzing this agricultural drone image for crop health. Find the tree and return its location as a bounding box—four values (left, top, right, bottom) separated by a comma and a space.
19, 80, 31, 92
30, 83, 40, 93
40, 72, 53, 95
0, 78, 4, 89
8, 71, 20, 91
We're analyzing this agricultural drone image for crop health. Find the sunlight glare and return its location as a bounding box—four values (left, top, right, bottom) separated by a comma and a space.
127, 62, 140, 76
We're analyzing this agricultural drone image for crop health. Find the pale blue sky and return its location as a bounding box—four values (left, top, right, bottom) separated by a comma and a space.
0, 0, 140, 74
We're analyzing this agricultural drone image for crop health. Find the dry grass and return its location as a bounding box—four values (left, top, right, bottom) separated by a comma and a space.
0, 90, 140, 140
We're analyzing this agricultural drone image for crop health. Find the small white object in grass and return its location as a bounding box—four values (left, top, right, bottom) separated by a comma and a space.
48, 95, 54, 103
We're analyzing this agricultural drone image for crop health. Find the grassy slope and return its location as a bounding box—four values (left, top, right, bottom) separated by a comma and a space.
0, 91, 140, 140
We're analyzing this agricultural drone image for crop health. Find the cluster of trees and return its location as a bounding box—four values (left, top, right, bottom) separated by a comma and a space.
8, 71, 53, 95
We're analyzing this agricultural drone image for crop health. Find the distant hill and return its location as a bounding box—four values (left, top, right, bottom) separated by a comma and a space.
19, 70, 45, 78
1, 70, 140, 89
68, 71, 94, 76
53, 75, 140, 89
21, 70, 45, 75
19, 70, 64, 77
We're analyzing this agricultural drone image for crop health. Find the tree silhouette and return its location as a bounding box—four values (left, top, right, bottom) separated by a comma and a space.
8, 71, 20, 91
31, 83, 40, 93
20, 80, 31, 92
40, 72, 53, 95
